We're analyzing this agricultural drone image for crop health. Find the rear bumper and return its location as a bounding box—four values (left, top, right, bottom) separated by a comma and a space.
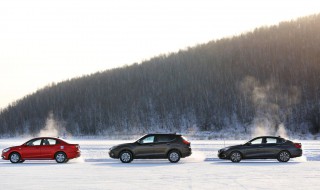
290, 149, 303, 158
181, 147, 192, 158
76, 150, 81, 158
67, 150, 81, 159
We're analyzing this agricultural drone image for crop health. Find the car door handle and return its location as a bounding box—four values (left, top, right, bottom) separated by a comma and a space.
258, 146, 264, 148
166, 143, 171, 145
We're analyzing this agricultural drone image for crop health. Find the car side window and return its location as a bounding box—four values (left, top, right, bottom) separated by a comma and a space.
43, 138, 57, 145
266, 138, 277, 144
156, 135, 175, 143
26, 139, 42, 146
277, 138, 285, 144
141, 136, 155, 144
250, 138, 263, 144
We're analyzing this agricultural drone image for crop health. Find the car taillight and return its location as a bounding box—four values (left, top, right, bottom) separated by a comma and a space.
294, 143, 302, 149
181, 136, 191, 145
183, 140, 190, 145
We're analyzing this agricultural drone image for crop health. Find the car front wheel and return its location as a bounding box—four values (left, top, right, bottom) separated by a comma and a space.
119, 151, 133, 163
168, 150, 181, 163
10, 152, 21, 164
55, 152, 67, 163
277, 151, 291, 162
230, 151, 242, 163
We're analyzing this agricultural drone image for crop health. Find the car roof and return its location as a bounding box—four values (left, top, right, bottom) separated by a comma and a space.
252, 136, 284, 139
31, 137, 60, 139
145, 133, 181, 136
27, 137, 63, 142
27, 137, 68, 143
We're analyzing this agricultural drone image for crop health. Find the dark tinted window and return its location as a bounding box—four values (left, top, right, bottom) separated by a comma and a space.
277, 138, 286, 143
156, 135, 176, 143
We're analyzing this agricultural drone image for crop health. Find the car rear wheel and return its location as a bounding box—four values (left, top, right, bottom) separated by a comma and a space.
55, 152, 67, 163
230, 151, 242, 163
9, 152, 21, 164
119, 151, 133, 163
168, 150, 181, 163
277, 151, 290, 162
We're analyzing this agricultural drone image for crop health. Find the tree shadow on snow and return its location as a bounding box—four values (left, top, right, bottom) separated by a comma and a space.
211, 160, 302, 166
0, 161, 59, 167
93, 159, 184, 167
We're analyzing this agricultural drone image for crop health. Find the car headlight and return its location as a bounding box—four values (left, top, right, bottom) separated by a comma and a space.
221, 147, 230, 152
2, 148, 10, 153
109, 146, 118, 150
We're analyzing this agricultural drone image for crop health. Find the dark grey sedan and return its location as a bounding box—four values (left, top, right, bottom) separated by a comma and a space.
109, 133, 192, 163
218, 136, 302, 162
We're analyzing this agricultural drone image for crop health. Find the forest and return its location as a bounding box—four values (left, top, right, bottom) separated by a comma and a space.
0, 14, 319, 138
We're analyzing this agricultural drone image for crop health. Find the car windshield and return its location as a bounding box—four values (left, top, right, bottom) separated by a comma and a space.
136, 135, 147, 142
26, 139, 42, 146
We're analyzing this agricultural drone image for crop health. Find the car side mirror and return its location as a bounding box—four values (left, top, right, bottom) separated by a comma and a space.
245, 142, 251, 146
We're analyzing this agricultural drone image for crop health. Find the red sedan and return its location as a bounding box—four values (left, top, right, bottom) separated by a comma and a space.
1, 137, 80, 163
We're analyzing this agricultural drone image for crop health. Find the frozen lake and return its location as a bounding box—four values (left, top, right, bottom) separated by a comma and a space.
1, 139, 319, 189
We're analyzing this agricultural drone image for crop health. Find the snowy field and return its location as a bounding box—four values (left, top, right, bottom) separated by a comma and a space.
1, 138, 320, 190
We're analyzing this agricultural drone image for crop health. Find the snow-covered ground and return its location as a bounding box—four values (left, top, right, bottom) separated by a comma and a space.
1, 138, 319, 190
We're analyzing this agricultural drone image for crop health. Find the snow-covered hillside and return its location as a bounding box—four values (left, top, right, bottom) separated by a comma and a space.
1, 139, 319, 190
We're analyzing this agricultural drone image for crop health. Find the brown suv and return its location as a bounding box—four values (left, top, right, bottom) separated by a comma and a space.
109, 133, 192, 163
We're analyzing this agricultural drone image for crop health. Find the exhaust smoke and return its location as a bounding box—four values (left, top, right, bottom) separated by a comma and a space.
38, 112, 69, 137
186, 151, 206, 162
240, 76, 301, 138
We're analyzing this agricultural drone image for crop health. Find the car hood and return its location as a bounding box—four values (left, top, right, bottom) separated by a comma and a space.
111, 142, 135, 149
221, 144, 243, 150
3, 145, 21, 150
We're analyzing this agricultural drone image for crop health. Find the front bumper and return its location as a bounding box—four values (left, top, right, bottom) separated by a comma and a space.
218, 150, 228, 159
218, 153, 227, 159
108, 150, 118, 159
1, 152, 9, 160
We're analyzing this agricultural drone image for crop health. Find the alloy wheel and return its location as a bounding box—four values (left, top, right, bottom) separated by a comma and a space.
279, 151, 290, 162
120, 152, 132, 163
168, 151, 180, 163
10, 153, 20, 163
55, 153, 66, 163
230, 152, 242, 162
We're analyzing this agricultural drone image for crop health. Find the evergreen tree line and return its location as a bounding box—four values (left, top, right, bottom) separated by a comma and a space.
1, 14, 320, 137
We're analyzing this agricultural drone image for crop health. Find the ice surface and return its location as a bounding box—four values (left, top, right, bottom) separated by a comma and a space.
0, 139, 319, 190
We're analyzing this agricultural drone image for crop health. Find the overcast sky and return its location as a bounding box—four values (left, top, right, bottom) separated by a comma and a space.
0, 0, 319, 109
